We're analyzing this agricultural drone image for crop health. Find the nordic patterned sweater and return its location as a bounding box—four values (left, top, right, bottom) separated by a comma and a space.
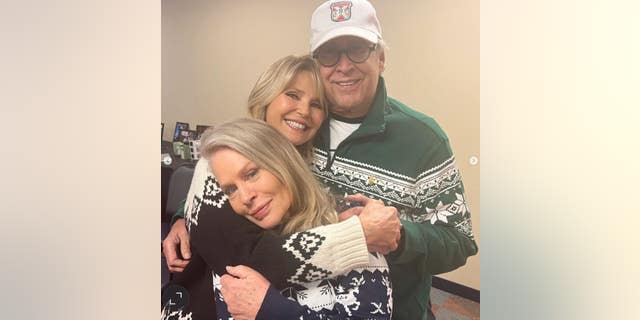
311, 77, 479, 320
162, 158, 391, 320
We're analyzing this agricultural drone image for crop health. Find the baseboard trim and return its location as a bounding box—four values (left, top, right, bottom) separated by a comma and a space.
432, 276, 480, 303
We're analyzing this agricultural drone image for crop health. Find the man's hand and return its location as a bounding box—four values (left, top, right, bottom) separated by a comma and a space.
162, 218, 191, 272
337, 206, 363, 221
220, 265, 270, 320
346, 194, 401, 254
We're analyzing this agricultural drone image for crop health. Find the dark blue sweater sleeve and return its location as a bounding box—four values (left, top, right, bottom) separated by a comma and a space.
256, 284, 391, 320
257, 286, 346, 320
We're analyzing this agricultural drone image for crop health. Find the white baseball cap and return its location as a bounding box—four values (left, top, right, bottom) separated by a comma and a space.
310, 0, 382, 52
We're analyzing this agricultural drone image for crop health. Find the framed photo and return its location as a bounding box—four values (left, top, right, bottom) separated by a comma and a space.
176, 129, 198, 144
196, 125, 212, 139
173, 122, 190, 141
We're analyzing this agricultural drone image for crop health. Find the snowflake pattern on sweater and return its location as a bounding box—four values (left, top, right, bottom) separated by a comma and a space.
214, 252, 392, 320
312, 152, 474, 240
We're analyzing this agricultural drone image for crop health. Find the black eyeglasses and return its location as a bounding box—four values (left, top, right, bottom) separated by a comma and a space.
313, 43, 378, 67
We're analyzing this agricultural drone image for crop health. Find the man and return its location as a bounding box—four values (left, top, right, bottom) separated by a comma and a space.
221, 1, 478, 319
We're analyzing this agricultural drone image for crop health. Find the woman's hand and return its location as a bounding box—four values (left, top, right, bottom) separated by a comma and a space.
220, 265, 270, 320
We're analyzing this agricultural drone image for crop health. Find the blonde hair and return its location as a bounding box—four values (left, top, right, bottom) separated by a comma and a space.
200, 118, 337, 235
247, 55, 327, 161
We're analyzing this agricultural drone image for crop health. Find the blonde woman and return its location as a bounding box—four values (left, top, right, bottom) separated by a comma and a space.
202, 118, 392, 319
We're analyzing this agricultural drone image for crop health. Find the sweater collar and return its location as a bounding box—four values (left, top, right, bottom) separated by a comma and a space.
315, 76, 389, 149
353, 76, 388, 137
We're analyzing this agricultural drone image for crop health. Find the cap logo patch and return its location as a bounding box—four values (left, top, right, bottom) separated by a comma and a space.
330, 1, 352, 22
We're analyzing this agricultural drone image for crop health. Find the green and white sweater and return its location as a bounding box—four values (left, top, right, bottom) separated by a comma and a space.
312, 77, 478, 320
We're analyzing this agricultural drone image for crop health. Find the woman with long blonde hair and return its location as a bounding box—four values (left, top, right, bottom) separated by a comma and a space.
162, 56, 399, 320
201, 118, 392, 319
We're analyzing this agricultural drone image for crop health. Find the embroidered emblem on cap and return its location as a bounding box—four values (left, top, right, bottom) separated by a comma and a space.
331, 1, 352, 22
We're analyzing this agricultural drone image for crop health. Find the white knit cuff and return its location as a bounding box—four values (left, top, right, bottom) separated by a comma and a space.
314, 216, 369, 275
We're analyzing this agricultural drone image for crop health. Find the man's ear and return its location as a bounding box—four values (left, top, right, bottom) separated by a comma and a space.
378, 50, 386, 73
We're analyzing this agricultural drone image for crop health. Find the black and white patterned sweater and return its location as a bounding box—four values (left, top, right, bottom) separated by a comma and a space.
162, 159, 390, 320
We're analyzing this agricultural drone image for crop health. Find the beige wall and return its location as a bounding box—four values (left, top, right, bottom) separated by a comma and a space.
162, 0, 479, 290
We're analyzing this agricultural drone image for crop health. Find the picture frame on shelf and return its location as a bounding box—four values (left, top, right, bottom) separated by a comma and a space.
173, 122, 189, 141
195, 125, 212, 139
176, 129, 197, 144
